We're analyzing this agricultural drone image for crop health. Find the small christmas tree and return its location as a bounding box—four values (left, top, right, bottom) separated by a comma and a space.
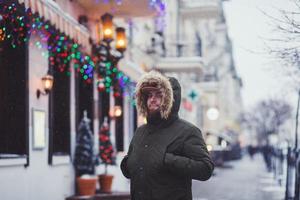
74, 111, 97, 177
99, 117, 116, 174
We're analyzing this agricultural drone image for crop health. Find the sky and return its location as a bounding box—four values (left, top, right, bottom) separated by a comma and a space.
223, 0, 299, 109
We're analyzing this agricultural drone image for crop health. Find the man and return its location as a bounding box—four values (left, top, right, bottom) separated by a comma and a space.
121, 71, 214, 200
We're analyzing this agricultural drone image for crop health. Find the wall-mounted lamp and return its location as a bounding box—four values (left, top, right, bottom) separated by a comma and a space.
36, 71, 54, 99
109, 105, 122, 118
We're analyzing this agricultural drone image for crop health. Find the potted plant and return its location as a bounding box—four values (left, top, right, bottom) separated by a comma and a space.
73, 111, 98, 196
98, 116, 116, 193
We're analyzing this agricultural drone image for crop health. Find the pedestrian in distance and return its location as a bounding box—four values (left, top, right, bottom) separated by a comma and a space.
120, 71, 214, 200
247, 145, 255, 159
262, 143, 272, 172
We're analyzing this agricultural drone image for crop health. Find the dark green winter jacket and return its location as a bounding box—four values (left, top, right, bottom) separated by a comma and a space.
121, 71, 214, 200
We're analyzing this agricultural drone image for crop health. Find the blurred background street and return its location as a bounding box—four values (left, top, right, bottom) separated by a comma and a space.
193, 153, 285, 200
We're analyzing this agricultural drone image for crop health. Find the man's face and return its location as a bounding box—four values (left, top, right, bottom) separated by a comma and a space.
146, 90, 163, 114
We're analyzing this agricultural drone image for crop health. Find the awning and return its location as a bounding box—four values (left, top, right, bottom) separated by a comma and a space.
76, 0, 158, 19
17, 0, 90, 50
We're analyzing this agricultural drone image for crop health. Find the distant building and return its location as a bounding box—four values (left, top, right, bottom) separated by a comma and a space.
148, 0, 243, 143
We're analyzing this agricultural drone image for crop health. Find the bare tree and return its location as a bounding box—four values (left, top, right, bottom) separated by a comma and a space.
264, 0, 300, 70
240, 98, 292, 144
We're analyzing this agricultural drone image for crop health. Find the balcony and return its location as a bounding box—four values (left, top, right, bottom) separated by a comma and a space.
180, 0, 219, 8
155, 56, 204, 75
179, 0, 220, 18
145, 33, 202, 58
144, 34, 204, 75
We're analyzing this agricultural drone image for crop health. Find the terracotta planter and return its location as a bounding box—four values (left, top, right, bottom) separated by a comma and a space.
98, 174, 114, 193
77, 177, 97, 196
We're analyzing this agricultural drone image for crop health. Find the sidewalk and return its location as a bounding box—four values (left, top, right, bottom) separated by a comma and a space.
192, 154, 285, 200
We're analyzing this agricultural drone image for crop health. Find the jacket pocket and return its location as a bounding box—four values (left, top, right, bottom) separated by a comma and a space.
126, 146, 139, 176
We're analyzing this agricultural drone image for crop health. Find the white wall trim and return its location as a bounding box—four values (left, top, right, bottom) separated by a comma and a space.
51, 155, 71, 166
0, 157, 27, 167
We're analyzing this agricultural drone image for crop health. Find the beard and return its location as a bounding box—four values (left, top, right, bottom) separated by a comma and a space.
147, 108, 162, 123
148, 108, 160, 116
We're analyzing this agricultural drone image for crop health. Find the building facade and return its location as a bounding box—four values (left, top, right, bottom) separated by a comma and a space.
148, 0, 243, 144
0, 0, 160, 199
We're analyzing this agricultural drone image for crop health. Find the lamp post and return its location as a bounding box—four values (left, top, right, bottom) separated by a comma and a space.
286, 89, 300, 200
92, 13, 127, 149
95, 12, 127, 94
294, 89, 300, 200
93, 13, 127, 93
294, 90, 300, 150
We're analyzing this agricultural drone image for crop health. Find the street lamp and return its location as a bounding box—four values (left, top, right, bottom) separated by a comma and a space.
206, 107, 219, 121
101, 13, 114, 42
92, 13, 127, 134
98, 13, 127, 56
92, 12, 127, 92
115, 27, 126, 53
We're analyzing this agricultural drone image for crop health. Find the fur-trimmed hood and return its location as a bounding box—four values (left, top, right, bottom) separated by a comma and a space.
135, 71, 173, 119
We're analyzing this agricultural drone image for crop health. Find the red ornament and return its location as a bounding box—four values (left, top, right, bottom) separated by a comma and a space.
114, 92, 121, 98
183, 99, 193, 111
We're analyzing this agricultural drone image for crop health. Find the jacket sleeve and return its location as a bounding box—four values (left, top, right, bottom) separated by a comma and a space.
120, 141, 133, 179
164, 126, 214, 181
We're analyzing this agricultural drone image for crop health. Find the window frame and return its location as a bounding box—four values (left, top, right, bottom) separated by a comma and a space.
48, 60, 71, 165
0, 23, 29, 167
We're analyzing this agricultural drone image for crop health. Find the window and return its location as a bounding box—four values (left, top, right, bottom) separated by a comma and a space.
48, 63, 71, 164
76, 76, 94, 132
99, 90, 110, 127
115, 95, 124, 151
0, 26, 29, 165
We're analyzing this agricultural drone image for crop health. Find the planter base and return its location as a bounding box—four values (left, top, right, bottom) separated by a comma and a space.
77, 177, 97, 196
98, 174, 114, 193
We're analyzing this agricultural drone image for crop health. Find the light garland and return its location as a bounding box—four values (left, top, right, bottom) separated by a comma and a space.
0, 2, 94, 82
0, 1, 134, 93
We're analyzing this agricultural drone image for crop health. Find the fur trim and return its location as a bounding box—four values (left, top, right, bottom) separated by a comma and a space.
136, 71, 173, 119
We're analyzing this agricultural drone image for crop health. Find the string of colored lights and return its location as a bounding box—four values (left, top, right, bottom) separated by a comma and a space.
0, 2, 95, 83
97, 60, 133, 99
0, 1, 134, 95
